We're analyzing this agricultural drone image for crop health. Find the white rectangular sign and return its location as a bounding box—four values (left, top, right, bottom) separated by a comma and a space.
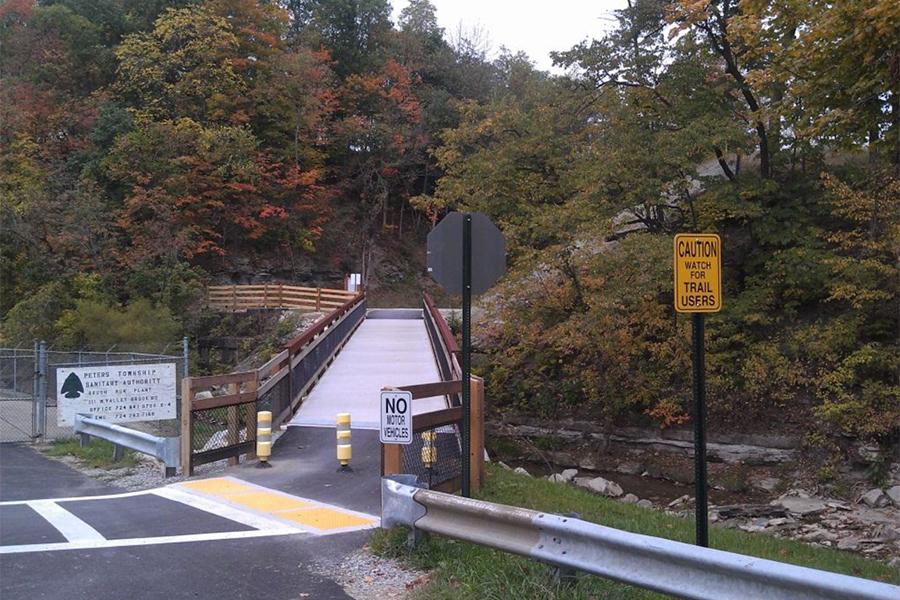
380, 390, 412, 444
56, 363, 177, 426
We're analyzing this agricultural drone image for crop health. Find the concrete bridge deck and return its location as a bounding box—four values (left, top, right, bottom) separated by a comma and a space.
288, 309, 445, 430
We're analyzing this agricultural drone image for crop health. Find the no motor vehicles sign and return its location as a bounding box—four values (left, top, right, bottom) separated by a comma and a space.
380, 390, 412, 444
674, 234, 722, 313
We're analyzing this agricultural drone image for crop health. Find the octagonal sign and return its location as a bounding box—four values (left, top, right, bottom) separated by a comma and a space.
427, 212, 506, 296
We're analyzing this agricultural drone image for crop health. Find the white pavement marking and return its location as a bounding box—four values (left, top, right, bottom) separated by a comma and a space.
152, 486, 301, 532
0, 489, 153, 507
289, 318, 445, 427
0, 528, 302, 555
27, 500, 105, 543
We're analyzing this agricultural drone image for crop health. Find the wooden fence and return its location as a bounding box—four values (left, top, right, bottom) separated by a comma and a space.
206, 284, 358, 312
381, 296, 484, 494
181, 292, 366, 475
381, 377, 485, 493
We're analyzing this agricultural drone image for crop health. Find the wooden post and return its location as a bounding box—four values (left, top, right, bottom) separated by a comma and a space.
469, 375, 485, 492
246, 372, 258, 460
316, 287, 322, 311
231, 285, 237, 312
180, 377, 193, 476
278, 284, 284, 309
263, 283, 269, 309
227, 381, 240, 466
382, 443, 402, 476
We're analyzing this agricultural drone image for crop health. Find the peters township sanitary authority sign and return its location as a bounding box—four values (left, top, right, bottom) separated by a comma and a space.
380, 390, 413, 444
56, 363, 176, 426
674, 234, 722, 313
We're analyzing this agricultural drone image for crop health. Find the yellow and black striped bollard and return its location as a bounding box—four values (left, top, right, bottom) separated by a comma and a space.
256, 411, 273, 468
422, 430, 437, 488
336, 413, 352, 472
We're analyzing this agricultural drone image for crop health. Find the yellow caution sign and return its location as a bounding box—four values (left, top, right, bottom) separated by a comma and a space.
674, 234, 722, 313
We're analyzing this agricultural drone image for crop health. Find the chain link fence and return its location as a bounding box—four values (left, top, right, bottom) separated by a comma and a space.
402, 422, 463, 491
0, 341, 188, 443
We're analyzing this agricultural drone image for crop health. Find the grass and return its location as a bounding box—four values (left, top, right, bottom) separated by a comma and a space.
372, 464, 898, 600
45, 437, 140, 469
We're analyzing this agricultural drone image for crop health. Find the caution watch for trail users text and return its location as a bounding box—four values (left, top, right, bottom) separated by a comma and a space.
674, 234, 722, 313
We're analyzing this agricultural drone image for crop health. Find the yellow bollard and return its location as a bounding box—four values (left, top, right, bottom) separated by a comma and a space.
256, 411, 272, 468
422, 431, 437, 488
336, 413, 352, 472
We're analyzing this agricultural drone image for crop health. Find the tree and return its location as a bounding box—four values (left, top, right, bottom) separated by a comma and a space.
286, 0, 392, 78
114, 7, 244, 124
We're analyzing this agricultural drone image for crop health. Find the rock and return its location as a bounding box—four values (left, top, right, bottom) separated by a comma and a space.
621, 493, 639, 504
573, 477, 592, 489
775, 497, 827, 517
497, 462, 511, 470
751, 477, 781, 493
717, 504, 787, 519
194, 390, 214, 400
668, 494, 692, 508
636, 499, 653, 510
859, 488, 889, 508
560, 469, 579, 482
585, 476, 624, 498
885, 485, 900, 507
837, 536, 860, 551
616, 461, 642, 475
801, 527, 838, 543
513, 467, 532, 478
887, 557, 900, 569
547, 473, 566, 483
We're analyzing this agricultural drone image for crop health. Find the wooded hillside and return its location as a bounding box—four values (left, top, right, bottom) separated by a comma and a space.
1, 0, 898, 451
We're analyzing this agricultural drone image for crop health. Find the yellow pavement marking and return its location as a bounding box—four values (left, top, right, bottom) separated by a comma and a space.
173, 477, 378, 534
180, 479, 256, 496
219, 491, 314, 513
276, 507, 375, 530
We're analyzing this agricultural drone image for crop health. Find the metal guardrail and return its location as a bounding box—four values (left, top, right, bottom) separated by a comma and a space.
381, 475, 899, 600
74, 414, 180, 477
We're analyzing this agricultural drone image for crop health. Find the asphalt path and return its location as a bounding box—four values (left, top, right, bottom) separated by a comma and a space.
0, 430, 383, 600
0, 443, 117, 501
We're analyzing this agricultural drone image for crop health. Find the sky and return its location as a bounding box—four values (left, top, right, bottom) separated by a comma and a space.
391, 0, 629, 72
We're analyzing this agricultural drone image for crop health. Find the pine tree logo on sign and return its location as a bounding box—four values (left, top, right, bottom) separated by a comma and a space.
674, 234, 722, 313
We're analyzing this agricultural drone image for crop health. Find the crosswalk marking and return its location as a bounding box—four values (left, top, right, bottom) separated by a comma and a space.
0, 528, 300, 555
0, 476, 378, 554
172, 477, 379, 534
28, 500, 105, 543
151, 486, 295, 532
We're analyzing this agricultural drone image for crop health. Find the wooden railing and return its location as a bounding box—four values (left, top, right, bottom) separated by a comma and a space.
206, 284, 358, 312
181, 292, 366, 475
381, 376, 485, 494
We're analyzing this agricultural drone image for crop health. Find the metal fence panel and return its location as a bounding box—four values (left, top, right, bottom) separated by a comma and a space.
0, 348, 38, 442
0, 345, 186, 443
401, 424, 462, 490
283, 299, 367, 417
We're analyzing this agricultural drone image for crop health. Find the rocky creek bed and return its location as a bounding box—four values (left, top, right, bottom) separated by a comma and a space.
498, 461, 900, 566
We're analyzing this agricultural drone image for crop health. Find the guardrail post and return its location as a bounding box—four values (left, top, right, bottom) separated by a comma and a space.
469, 375, 485, 492
316, 287, 322, 311
113, 443, 125, 462
79, 432, 91, 447
181, 377, 194, 476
